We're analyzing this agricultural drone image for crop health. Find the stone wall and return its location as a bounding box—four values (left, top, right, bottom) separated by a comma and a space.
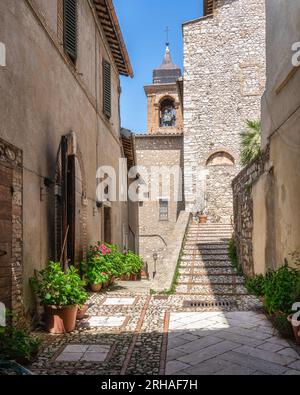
135, 135, 184, 276
183, 0, 266, 222
232, 146, 270, 277
0, 138, 23, 321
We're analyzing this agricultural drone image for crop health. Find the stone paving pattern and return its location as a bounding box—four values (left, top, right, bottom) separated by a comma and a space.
27, 224, 300, 375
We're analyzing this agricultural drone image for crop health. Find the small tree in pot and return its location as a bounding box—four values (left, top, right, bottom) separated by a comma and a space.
31, 262, 88, 334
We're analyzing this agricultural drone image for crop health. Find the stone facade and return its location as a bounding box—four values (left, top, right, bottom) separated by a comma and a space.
135, 135, 184, 276
246, 0, 300, 273
183, 0, 266, 223
0, 0, 135, 318
232, 146, 270, 277
145, 83, 183, 135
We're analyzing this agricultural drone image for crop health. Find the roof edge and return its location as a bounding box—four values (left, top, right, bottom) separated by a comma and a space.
106, 0, 133, 77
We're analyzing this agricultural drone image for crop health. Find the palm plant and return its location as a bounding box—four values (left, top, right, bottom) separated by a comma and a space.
240, 120, 262, 166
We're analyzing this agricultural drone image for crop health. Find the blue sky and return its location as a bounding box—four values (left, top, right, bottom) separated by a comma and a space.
114, 0, 203, 133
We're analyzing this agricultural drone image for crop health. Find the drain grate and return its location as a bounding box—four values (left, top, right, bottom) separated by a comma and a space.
183, 300, 237, 308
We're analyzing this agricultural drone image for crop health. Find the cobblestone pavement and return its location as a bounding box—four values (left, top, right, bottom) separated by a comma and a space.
28, 224, 300, 375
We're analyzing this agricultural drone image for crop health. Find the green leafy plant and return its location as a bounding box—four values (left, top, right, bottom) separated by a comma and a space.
84, 242, 125, 280
264, 263, 300, 314
271, 313, 294, 339
30, 262, 88, 307
105, 243, 126, 276
0, 326, 41, 365
240, 120, 262, 166
246, 274, 266, 296
228, 237, 243, 275
124, 251, 143, 275
85, 257, 109, 285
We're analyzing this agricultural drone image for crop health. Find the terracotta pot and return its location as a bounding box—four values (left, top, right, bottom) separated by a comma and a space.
90, 283, 102, 292
288, 315, 300, 345
199, 215, 208, 224
77, 304, 89, 320
130, 273, 137, 281
109, 277, 115, 286
45, 305, 78, 334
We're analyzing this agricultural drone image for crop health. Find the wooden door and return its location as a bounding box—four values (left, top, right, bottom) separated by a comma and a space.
104, 207, 112, 244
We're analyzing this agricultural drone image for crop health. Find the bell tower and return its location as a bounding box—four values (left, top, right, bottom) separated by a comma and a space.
144, 44, 183, 135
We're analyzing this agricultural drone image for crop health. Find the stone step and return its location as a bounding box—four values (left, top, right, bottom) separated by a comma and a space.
186, 239, 229, 245
185, 240, 230, 244
179, 267, 237, 275
184, 248, 229, 253
187, 232, 232, 239
187, 230, 232, 233
179, 265, 234, 271
189, 224, 233, 230
181, 257, 232, 264
188, 229, 233, 233
178, 275, 245, 285
182, 254, 230, 260
183, 249, 229, 255
175, 284, 248, 295
187, 236, 232, 240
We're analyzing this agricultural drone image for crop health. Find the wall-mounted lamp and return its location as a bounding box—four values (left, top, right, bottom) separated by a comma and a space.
153, 252, 158, 279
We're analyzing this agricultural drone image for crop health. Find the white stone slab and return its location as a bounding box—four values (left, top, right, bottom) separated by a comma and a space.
88, 316, 126, 328
56, 344, 111, 363
56, 352, 83, 362
103, 298, 136, 306
64, 345, 89, 353
81, 352, 108, 362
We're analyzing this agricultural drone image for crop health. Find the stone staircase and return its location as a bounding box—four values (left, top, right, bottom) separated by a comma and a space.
176, 223, 248, 296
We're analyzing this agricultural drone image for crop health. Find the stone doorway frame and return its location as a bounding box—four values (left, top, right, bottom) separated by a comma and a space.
0, 138, 23, 319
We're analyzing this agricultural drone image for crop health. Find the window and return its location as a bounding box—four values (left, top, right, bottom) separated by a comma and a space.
204, 0, 214, 16
63, 0, 78, 63
160, 98, 176, 127
103, 60, 112, 118
159, 199, 169, 221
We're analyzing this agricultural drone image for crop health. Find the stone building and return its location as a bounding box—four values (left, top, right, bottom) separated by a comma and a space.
0, 0, 136, 319
233, 0, 300, 275
183, 0, 266, 223
135, 45, 184, 275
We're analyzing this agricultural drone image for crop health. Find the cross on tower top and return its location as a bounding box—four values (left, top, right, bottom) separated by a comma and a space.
165, 26, 171, 46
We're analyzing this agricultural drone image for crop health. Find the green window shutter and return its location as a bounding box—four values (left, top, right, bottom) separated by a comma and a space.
63, 0, 77, 63
103, 60, 112, 118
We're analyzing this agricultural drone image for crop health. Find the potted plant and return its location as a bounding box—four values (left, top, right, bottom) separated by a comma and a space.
287, 314, 300, 344
86, 265, 108, 292
30, 262, 88, 334
124, 251, 143, 281
197, 209, 208, 224
77, 304, 89, 321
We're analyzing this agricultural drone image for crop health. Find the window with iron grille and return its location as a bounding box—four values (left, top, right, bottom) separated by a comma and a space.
159, 199, 169, 221
103, 60, 112, 118
63, 0, 78, 63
